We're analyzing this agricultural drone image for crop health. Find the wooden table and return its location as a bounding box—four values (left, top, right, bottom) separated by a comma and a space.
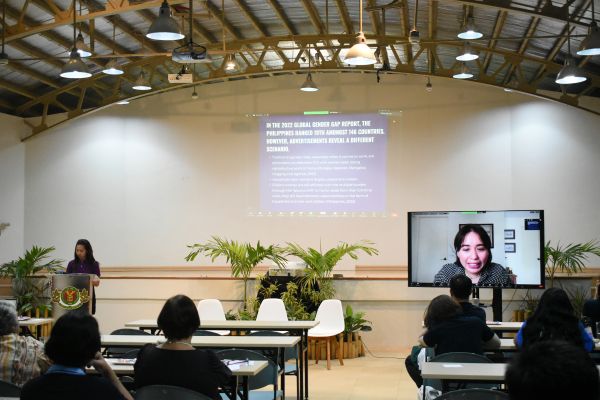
125, 319, 318, 400
486, 322, 522, 332
88, 358, 268, 400
18, 317, 53, 339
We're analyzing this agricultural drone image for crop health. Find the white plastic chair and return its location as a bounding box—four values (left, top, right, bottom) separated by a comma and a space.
308, 299, 345, 369
197, 299, 230, 335
256, 298, 288, 322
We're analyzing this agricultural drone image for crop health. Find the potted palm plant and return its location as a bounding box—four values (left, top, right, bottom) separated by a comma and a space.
545, 240, 600, 287
285, 240, 378, 305
0, 246, 63, 315
185, 236, 287, 311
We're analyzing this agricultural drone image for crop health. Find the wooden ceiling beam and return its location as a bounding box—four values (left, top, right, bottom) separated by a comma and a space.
335, 0, 354, 35
266, 0, 298, 35
481, 10, 507, 74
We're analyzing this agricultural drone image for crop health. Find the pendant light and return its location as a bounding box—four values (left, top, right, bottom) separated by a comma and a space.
132, 69, 151, 91
0, 0, 8, 65
456, 42, 479, 61
146, 0, 185, 41
75, 1, 92, 57
301, 44, 319, 92
102, 25, 124, 75
221, 0, 239, 73
577, 0, 600, 55
458, 16, 483, 40
60, 0, 91, 79
344, 0, 376, 65
556, 19, 587, 85
453, 62, 473, 79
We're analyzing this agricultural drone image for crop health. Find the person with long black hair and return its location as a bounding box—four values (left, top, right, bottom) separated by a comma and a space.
515, 287, 594, 351
66, 239, 100, 314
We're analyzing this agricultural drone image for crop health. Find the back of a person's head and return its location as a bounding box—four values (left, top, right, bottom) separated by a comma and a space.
157, 294, 200, 340
506, 340, 599, 400
449, 275, 473, 300
45, 312, 100, 368
424, 295, 461, 328
0, 303, 18, 336
523, 287, 581, 348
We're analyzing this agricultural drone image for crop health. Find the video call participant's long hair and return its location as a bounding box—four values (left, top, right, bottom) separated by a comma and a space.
453, 224, 493, 267
521, 287, 583, 349
423, 295, 462, 329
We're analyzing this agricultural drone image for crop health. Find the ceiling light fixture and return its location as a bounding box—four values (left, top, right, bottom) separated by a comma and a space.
60, 0, 91, 79
191, 86, 199, 99
456, 42, 479, 61
453, 62, 473, 79
172, 0, 209, 63
301, 44, 319, 92
132, 69, 152, 90
556, 19, 587, 85
344, 0, 376, 65
146, 0, 185, 41
0, 0, 8, 65
425, 77, 433, 92
577, 0, 600, 55
102, 25, 124, 75
458, 15, 483, 40
75, 2, 92, 57
221, 0, 239, 73
409, 0, 420, 44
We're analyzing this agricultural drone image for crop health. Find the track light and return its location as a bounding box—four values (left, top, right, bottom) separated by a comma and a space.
300, 72, 319, 92
102, 59, 124, 75
555, 56, 587, 84
132, 70, 152, 91
146, 0, 185, 41
456, 42, 478, 61
453, 63, 473, 79
60, 48, 92, 79
458, 16, 483, 40
343, 0, 376, 65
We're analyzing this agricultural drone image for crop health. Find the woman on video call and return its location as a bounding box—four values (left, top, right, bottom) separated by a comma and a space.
434, 224, 512, 286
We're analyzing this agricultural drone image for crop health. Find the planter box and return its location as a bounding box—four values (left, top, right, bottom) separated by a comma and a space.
308, 332, 365, 360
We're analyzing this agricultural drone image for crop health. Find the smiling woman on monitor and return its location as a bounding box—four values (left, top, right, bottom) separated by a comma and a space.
434, 224, 512, 286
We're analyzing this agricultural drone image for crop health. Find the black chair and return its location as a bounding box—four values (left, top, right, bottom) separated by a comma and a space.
216, 348, 282, 400
193, 329, 221, 336
104, 328, 152, 358
435, 388, 509, 400
135, 385, 213, 400
247, 331, 298, 376
0, 379, 20, 396
426, 352, 496, 392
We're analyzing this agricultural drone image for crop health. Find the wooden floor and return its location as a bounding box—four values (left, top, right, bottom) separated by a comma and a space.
276, 353, 418, 400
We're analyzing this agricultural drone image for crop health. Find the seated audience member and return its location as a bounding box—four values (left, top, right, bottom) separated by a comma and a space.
449, 274, 486, 321
583, 283, 600, 336
134, 295, 232, 399
515, 287, 594, 352
405, 295, 500, 387
0, 303, 50, 386
21, 312, 132, 400
506, 340, 599, 400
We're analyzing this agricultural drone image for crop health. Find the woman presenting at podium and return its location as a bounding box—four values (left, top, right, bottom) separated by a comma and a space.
66, 239, 101, 314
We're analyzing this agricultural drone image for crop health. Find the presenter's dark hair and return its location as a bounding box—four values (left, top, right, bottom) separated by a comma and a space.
424, 295, 461, 328
157, 294, 200, 340
521, 287, 583, 349
453, 224, 493, 265
74, 239, 96, 265
45, 312, 101, 367
506, 340, 599, 400
449, 275, 473, 300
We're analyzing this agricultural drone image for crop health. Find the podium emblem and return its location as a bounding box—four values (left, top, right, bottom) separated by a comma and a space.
52, 286, 90, 310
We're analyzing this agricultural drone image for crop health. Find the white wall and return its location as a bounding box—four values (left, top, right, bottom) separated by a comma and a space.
0, 114, 26, 263
20, 74, 600, 267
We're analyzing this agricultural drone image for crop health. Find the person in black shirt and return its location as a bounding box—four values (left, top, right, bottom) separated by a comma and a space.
583, 283, 600, 336
134, 295, 232, 399
21, 313, 132, 400
449, 274, 486, 322
405, 295, 500, 387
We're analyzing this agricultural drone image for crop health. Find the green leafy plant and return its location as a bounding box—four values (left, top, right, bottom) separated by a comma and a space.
285, 241, 378, 303
343, 304, 371, 336
281, 281, 312, 321
545, 240, 600, 287
565, 286, 590, 319
0, 246, 63, 314
186, 236, 287, 309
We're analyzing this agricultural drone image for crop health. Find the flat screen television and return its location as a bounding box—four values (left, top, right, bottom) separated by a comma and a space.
408, 210, 545, 289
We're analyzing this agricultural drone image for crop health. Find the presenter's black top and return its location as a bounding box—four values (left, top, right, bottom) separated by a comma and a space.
434, 262, 512, 287
134, 344, 232, 400
423, 315, 495, 355
459, 301, 486, 322
21, 373, 126, 400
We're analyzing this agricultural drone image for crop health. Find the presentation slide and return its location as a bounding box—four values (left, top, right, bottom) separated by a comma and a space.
259, 113, 388, 212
